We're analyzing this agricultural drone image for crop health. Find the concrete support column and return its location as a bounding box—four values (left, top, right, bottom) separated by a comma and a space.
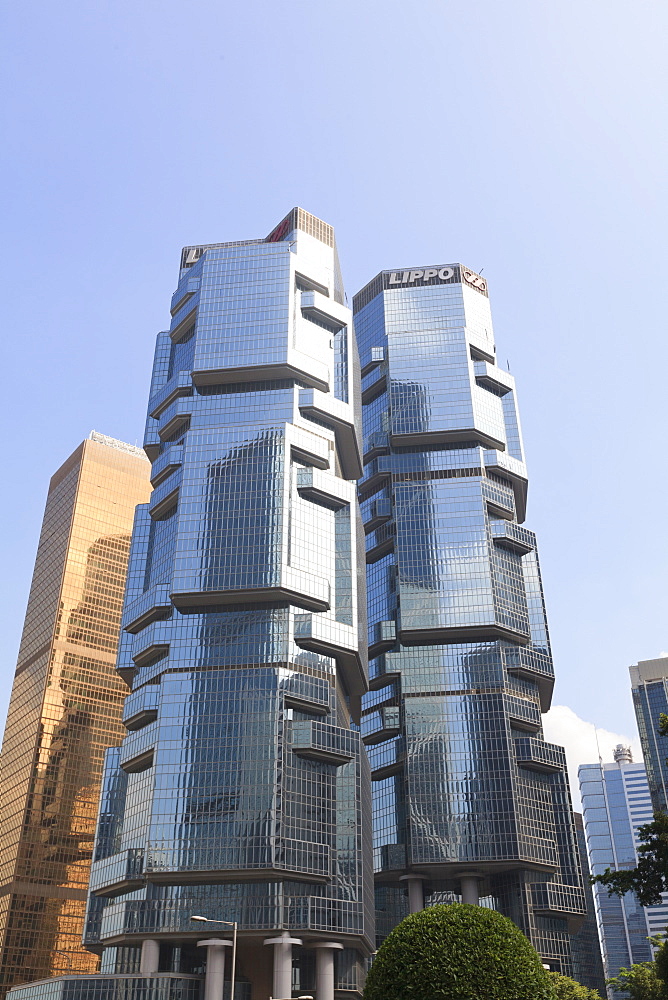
399, 874, 425, 913
198, 938, 233, 1000
460, 874, 480, 905
264, 931, 302, 998
309, 942, 344, 1000
140, 939, 160, 974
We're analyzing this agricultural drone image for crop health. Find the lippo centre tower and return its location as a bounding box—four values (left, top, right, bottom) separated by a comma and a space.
12, 210, 373, 1000
354, 264, 586, 971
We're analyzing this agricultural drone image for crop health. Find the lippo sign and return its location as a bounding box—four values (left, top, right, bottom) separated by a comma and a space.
383, 264, 488, 296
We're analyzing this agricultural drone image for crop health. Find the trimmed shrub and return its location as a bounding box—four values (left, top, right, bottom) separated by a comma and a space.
364, 903, 554, 1000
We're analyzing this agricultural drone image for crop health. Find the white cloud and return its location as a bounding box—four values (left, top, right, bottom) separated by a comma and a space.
542, 705, 642, 809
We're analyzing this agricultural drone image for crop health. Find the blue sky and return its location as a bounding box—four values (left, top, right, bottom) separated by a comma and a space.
2, 0, 666, 781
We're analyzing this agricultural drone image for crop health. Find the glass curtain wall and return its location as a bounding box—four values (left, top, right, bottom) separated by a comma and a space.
353, 265, 586, 973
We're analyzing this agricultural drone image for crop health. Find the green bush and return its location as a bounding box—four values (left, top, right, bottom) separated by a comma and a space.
548, 971, 602, 998
363, 903, 555, 1000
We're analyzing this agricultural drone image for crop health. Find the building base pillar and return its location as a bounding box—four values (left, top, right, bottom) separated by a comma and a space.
309, 942, 344, 1000
459, 873, 480, 905
140, 939, 160, 974
198, 938, 233, 1000
264, 931, 302, 998
400, 874, 426, 913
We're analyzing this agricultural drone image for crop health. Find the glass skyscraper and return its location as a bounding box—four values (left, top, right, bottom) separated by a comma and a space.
571, 813, 606, 996
630, 657, 668, 813
353, 265, 586, 971
579, 747, 668, 996
0, 433, 151, 997
8, 210, 373, 1000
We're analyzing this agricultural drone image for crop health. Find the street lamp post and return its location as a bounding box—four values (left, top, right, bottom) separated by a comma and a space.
191, 915, 238, 1000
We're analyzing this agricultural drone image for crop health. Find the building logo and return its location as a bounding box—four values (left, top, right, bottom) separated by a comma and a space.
382, 265, 487, 296
462, 268, 487, 293
181, 246, 206, 269
266, 210, 297, 243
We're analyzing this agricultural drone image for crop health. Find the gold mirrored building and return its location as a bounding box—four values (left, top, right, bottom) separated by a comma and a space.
0, 432, 151, 997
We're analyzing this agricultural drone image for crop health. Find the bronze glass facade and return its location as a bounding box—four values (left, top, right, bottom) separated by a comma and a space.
0, 433, 151, 996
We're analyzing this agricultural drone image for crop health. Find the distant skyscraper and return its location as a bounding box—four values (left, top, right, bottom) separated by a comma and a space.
0, 433, 151, 997
571, 813, 606, 996
579, 747, 668, 994
353, 264, 586, 971
630, 657, 668, 813
8, 210, 373, 1000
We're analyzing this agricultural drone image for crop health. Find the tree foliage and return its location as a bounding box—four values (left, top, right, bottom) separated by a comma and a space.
591, 811, 668, 906
548, 971, 602, 998
363, 903, 554, 1000
656, 940, 668, 990
607, 961, 667, 1000
591, 715, 668, 906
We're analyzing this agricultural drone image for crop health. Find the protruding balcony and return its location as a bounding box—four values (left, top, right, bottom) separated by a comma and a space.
359, 456, 391, 498
482, 479, 515, 518
122, 584, 172, 634
483, 450, 528, 521
122, 686, 159, 731
377, 843, 407, 872
170, 275, 200, 316
119, 722, 158, 773
291, 720, 358, 766
490, 520, 535, 556
300, 290, 348, 330
150, 444, 183, 487
368, 651, 402, 688
149, 469, 182, 520
296, 468, 352, 509
530, 881, 587, 930
361, 367, 386, 404
363, 431, 390, 463
148, 372, 193, 420
157, 398, 193, 443
505, 694, 541, 733
362, 706, 401, 746
503, 646, 554, 712
293, 613, 366, 704
473, 360, 514, 396
368, 620, 396, 658
361, 346, 385, 377
366, 735, 406, 779
89, 848, 145, 897
298, 389, 362, 480
363, 497, 392, 533
514, 738, 565, 774
130, 619, 172, 667
171, 569, 330, 614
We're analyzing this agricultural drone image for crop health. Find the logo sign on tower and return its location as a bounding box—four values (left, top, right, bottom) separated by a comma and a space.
382, 264, 488, 296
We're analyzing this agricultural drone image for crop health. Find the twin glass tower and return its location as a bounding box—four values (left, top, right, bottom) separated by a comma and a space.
9, 210, 584, 1000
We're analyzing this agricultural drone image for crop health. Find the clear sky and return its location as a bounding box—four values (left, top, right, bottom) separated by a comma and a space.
2, 0, 666, 791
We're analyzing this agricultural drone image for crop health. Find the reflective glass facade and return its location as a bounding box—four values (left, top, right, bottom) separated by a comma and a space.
630, 658, 668, 813
9, 211, 373, 1000
0, 434, 152, 997
354, 266, 586, 971
579, 755, 668, 996
571, 813, 606, 996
